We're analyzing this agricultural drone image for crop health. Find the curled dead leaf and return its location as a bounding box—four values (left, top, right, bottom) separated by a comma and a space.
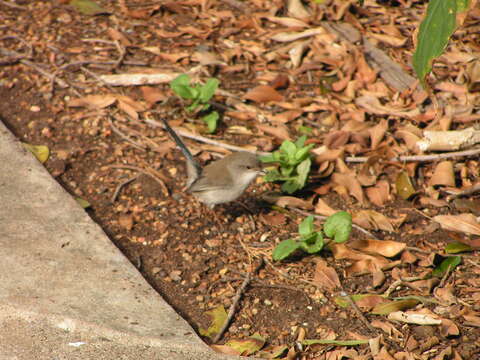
243, 85, 284, 103
313, 259, 341, 291
332, 172, 365, 204
429, 161, 455, 187
353, 210, 394, 232
349, 239, 406, 258
67, 94, 116, 109
433, 213, 480, 236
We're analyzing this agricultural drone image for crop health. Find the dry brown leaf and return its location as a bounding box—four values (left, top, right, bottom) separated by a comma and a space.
367, 32, 407, 47
366, 180, 390, 207
349, 239, 406, 258
371, 320, 402, 339
118, 214, 133, 231
67, 94, 116, 109
353, 210, 394, 232
346, 257, 389, 276
287, 0, 310, 18
372, 270, 386, 288
439, 319, 460, 337
244, 85, 284, 103
434, 285, 457, 305
312, 258, 341, 291
271, 28, 325, 42
256, 123, 291, 141
332, 172, 365, 204
289, 40, 310, 68
429, 161, 455, 187
314, 198, 337, 216
192, 50, 226, 66
264, 16, 309, 28
433, 213, 480, 236
369, 119, 388, 150
355, 294, 385, 310
313, 147, 345, 163
140, 86, 165, 106
106, 28, 131, 46
261, 193, 313, 210
271, 110, 302, 123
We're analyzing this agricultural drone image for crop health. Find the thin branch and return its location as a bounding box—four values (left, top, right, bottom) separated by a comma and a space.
212, 259, 263, 343
108, 117, 146, 151
345, 147, 480, 163
339, 290, 377, 333
109, 164, 169, 196
445, 183, 480, 199
0, 0, 27, 9
145, 117, 269, 156
111, 174, 139, 203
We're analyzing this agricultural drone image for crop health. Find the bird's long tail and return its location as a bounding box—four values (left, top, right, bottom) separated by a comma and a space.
160, 118, 202, 188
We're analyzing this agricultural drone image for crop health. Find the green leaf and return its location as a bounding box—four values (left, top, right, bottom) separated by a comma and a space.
259, 154, 276, 163
225, 333, 265, 356
299, 233, 324, 254
199, 78, 219, 103
22, 143, 50, 163
263, 169, 284, 182
445, 241, 473, 254
302, 339, 369, 346
323, 211, 352, 243
75, 197, 91, 209
432, 256, 461, 277
281, 180, 301, 194
272, 239, 300, 261
295, 158, 311, 188
294, 135, 307, 148
396, 171, 416, 200
294, 144, 313, 162
280, 165, 295, 177
199, 306, 227, 339
202, 111, 219, 133
371, 299, 420, 315
280, 140, 296, 156
70, 0, 109, 15
456, 0, 469, 12
170, 74, 192, 98
412, 0, 457, 88
298, 125, 313, 135
298, 216, 314, 236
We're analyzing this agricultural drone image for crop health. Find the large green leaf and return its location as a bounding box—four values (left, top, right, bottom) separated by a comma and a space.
323, 211, 352, 243
272, 239, 300, 261
412, 0, 457, 87
199, 78, 219, 103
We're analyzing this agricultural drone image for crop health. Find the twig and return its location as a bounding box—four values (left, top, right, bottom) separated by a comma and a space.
108, 117, 146, 151
383, 276, 424, 297
339, 290, 377, 333
212, 259, 263, 343
145, 117, 269, 156
111, 174, 138, 202
406, 246, 431, 254
81, 66, 117, 92
445, 183, 480, 198
109, 164, 169, 196
0, 47, 70, 89
438, 264, 453, 288
0, 0, 27, 9
290, 207, 378, 239
345, 147, 480, 163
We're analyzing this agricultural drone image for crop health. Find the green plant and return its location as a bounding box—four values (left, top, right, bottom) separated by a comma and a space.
169, 74, 220, 133
412, 0, 471, 88
260, 135, 314, 194
272, 212, 352, 261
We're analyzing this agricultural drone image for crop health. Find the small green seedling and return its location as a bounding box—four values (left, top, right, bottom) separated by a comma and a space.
169, 74, 220, 133
272, 212, 352, 261
260, 135, 314, 194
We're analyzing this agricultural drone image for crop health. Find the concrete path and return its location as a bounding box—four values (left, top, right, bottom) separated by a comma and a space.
0, 121, 244, 359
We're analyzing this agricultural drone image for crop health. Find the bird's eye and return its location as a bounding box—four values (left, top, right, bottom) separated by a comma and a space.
246, 165, 252, 169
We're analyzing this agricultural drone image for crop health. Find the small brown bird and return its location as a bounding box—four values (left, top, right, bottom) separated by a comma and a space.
161, 118, 264, 208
